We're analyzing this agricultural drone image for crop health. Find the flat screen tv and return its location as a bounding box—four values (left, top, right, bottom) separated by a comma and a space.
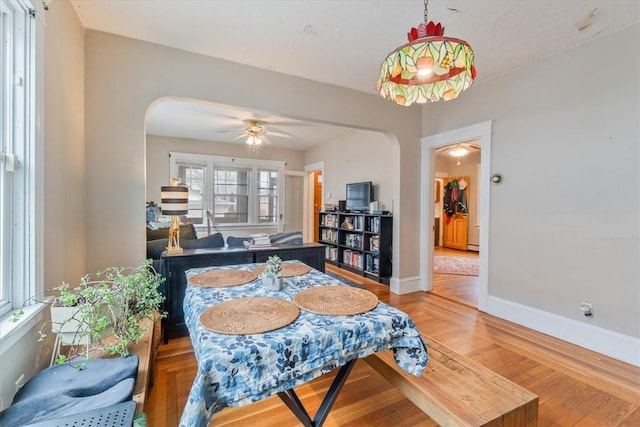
346, 181, 373, 212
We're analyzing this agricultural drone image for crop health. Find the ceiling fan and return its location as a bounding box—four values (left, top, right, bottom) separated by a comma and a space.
223, 120, 292, 149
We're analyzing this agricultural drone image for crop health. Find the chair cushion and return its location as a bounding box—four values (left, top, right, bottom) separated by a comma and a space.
270, 231, 303, 246
146, 223, 197, 241
0, 355, 139, 427
181, 233, 225, 250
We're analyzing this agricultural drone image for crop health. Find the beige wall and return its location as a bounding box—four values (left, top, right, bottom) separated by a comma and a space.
1, 0, 85, 408
423, 24, 640, 338
305, 130, 394, 211
85, 31, 422, 284
44, 0, 86, 286
146, 134, 306, 203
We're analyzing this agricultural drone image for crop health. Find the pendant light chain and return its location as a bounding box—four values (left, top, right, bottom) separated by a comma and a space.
424, 0, 429, 25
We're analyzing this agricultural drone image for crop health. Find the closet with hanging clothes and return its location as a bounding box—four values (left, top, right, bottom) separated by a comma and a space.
442, 176, 469, 250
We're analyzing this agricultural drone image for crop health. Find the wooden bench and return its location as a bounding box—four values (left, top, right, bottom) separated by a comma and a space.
365, 336, 539, 426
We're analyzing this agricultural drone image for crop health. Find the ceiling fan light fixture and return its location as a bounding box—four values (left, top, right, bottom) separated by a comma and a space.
377, 0, 476, 106
246, 134, 262, 146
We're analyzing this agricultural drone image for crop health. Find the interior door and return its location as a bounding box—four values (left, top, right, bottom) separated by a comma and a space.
442, 176, 470, 250
313, 171, 323, 242
284, 174, 304, 232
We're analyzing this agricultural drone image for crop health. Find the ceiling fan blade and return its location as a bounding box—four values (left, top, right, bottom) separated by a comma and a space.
229, 134, 247, 141
266, 131, 291, 139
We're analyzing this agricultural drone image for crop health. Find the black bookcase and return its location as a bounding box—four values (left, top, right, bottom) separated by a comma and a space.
318, 212, 392, 284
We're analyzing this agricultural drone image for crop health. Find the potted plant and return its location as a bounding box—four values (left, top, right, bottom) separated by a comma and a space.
261, 255, 283, 291
12, 259, 166, 364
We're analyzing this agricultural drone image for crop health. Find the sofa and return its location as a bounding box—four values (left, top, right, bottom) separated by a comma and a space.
146, 224, 225, 271
147, 229, 304, 272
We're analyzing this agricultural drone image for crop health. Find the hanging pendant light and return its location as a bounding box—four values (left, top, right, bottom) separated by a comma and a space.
377, 0, 476, 106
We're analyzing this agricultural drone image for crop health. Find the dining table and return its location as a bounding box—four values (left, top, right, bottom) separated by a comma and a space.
179, 261, 428, 427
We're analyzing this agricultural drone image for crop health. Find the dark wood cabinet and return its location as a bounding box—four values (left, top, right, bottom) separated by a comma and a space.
160, 243, 325, 341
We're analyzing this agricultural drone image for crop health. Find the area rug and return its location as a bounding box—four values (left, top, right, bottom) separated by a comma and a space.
434, 256, 479, 276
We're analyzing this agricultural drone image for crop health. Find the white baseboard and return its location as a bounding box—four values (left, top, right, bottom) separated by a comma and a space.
390, 276, 421, 295
467, 244, 479, 252
487, 296, 640, 366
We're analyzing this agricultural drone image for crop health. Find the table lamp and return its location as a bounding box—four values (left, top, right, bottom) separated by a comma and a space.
161, 180, 189, 254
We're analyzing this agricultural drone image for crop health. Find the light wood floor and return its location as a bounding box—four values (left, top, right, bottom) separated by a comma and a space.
146, 264, 640, 426
432, 247, 479, 308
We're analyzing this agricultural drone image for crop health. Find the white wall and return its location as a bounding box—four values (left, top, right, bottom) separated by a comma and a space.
84, 30, 423, 285
422, 24, 640, 343
1, 0, 85, 408
305, 130, 394, 212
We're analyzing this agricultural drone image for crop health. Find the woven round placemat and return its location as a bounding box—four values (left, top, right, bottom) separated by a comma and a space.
253, 263, 311, 278
293, 286, 379, 316
199, 297, 300, 335
188, 269, 257, 288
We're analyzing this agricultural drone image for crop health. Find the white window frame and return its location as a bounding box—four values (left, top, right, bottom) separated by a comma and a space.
169, 152, 285, 229
0, 0, 43, 323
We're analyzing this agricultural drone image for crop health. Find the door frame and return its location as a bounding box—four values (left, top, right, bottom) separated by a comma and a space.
304, 161, 324, 243
420, 121, 492, 312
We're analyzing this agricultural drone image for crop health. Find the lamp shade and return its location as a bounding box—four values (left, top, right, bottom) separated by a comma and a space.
160, 185, 189, 215
377, 19, 476, 106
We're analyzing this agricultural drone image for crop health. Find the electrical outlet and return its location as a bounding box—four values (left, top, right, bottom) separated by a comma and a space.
581, 302, 593, 317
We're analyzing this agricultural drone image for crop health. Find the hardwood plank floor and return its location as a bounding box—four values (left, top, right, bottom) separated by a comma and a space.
146, 264, 640, 426
431, 247, 479, 307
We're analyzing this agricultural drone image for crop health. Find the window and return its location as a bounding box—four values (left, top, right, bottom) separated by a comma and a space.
213, 167, 249, 224
177, 162, 205, 224
170, 153, 284, 227
257, 169, 278, 223
0, 0, 41, 317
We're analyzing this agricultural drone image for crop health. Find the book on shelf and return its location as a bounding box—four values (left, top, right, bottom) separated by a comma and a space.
321, 228, 337, 243
322, 214, 338, 228
343, 249, 363, 269
345, 233, 362, 250
368, 217, 380, 233
366, 254, 380, 275
369, 235, 379, 252
325, 247, 338, 261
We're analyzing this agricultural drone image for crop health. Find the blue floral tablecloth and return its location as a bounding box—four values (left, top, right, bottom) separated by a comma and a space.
180, 262, 428, 427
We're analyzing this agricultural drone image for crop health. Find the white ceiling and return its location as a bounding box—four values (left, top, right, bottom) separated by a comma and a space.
70, 0, 639, 150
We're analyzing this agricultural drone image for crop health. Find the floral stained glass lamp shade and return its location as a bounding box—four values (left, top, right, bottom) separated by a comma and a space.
377, 20, 476, 106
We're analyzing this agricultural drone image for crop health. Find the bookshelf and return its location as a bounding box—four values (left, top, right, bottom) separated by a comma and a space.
318, 211, 392, 284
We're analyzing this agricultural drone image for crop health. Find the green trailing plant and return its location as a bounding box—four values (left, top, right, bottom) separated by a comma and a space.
12, 259, 166, 364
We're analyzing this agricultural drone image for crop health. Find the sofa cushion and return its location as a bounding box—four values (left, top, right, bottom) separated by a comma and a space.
146, 223, 197, 241
227, 236, 251, 248
147, 238, 169, 260
270, 231, 303, 246
181, 233, 224, 250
